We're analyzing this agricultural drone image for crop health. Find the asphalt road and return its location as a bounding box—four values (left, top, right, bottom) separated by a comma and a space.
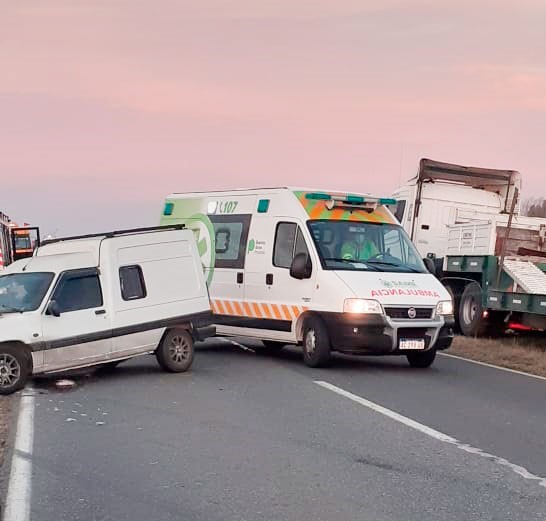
28, 340, 546, 521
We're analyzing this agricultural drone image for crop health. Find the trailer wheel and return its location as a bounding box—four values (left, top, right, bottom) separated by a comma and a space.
459, 282, 486, 337
156, 329, 194, 373
0, 344, 31, 395
302, 316, 331, 368
406, 349, 436, 368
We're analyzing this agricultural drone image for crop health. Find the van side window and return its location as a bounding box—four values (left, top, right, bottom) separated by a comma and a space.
273, 223, 310, 268
54, 274, 103, 313
394, 200, 406, 223
209, 214, 251, 269
119, 265, 147, 300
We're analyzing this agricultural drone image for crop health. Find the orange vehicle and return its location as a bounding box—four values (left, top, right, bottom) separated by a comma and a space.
0, 212, 40, 268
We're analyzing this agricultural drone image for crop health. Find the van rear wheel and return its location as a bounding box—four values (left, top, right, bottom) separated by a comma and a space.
156, 329, 194, 373
0, 345, 30, 395
302, 317, 331, 368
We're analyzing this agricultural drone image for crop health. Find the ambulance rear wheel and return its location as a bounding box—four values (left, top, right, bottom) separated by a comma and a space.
302, 317, 331, 368
156, 329, 194, 373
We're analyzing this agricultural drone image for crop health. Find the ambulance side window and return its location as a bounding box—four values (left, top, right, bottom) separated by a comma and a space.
209, 214, 251, 269
273, 223, 309, 269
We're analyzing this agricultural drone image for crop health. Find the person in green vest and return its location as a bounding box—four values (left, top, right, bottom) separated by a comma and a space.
340, 231, 379, 262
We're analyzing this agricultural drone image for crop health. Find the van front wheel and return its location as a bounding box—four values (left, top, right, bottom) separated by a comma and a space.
0, 345, 30, 395
156, 329, 194, 373
302, 317, 331, 368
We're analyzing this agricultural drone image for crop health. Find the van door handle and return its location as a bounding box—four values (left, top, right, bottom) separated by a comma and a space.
237, 272, 244, 284
95, 309, 106, 315
266, 273, 273, 285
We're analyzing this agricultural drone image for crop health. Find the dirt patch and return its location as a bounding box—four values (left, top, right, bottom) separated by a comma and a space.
0, 396, 12, 469
447, 335, 546, 377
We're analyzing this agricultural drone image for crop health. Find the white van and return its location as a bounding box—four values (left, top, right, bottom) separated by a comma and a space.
0, 226, 214, 394
160, 188, 454, 368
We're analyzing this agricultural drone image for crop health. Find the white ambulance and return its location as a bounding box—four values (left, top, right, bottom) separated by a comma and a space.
160, 188, 454, 368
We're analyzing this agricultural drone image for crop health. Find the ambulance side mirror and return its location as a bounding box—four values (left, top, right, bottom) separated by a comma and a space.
290, 253, 312, 280
423, 257, 437, 276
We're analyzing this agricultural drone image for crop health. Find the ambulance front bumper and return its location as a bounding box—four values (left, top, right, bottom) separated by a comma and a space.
319, 312, 454, 355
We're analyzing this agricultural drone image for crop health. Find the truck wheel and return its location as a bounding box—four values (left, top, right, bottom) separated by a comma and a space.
407, 349, 436, 368
0, 345, 30, 395
445, 284, 460, 333
459, 282, 486, 337
156, 329, 194, 373
302, 316, 331, 368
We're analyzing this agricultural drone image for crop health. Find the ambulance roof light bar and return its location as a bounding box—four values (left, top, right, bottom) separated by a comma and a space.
305, 192, 396, 211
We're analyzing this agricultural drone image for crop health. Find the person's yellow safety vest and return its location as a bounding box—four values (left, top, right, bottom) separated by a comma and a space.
340, 240, 379, 261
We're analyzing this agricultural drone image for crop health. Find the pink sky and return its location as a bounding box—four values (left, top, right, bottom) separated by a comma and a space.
2, 1, 546, 235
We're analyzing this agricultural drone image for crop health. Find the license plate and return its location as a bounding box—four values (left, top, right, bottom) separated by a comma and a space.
399, 338, 425, 350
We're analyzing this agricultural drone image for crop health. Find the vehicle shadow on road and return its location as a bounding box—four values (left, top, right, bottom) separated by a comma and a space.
229, 339, 432, 374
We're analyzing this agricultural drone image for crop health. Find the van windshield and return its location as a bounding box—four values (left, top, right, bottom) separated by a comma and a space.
0, 272, 54, 313
307, 220, 427, 273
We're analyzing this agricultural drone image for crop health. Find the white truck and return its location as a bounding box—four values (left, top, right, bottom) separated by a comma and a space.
0, 226, 214, 394
160, 188, 454, 368
393, 158, 546, 336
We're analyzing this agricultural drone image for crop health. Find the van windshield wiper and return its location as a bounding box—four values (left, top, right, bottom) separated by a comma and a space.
366, 260, 423, 273
322, 258, 380, 271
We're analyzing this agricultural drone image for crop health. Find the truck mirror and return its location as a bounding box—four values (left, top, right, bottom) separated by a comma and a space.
290, 253, 312, 280
423, 257, 436, 276
47, 300, 61, 317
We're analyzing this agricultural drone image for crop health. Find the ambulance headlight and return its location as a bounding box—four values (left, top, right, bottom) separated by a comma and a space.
343, 299, 383, 314
436, 300, 454, 316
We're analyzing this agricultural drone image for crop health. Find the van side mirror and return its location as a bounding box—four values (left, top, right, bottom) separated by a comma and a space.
290, 253, 312, 280
423, 257, 437, 276
47, 300, 61, 317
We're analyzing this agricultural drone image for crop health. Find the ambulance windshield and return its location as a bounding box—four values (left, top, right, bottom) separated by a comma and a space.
307, 220, 427, 273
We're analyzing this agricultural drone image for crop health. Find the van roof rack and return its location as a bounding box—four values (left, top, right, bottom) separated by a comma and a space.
41, 225, 186, 246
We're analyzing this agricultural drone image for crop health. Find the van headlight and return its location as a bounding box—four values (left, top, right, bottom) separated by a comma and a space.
343, 299, 383, 314
436, 300, 454, 316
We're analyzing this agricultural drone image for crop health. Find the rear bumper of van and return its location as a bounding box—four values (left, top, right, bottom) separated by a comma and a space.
319, 312, 454, 355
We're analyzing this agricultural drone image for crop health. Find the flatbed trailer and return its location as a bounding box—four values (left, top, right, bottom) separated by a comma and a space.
442, 253, 546, 335
393, 158, 546, 336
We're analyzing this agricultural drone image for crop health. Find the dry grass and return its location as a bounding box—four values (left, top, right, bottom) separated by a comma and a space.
447, 335, 546, 377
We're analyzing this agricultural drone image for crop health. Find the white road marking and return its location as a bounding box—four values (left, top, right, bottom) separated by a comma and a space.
439, 352, 546, 382
315, 380, 546, 489
4, 389, 36, 521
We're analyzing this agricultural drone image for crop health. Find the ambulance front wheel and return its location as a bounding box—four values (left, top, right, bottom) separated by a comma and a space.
302, 317, 331, 368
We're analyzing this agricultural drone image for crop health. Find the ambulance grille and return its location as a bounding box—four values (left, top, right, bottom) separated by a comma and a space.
384, 307, 434, 320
